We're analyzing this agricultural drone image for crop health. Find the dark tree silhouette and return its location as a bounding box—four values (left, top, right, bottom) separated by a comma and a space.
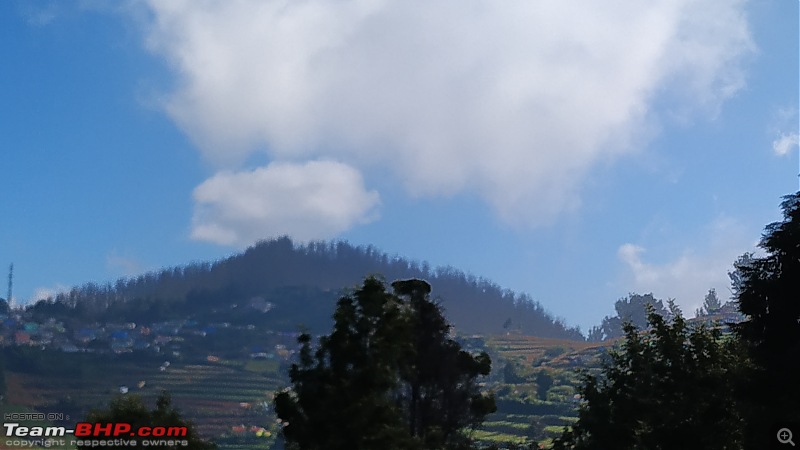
0, 350, 6, 397
534, 370, 553, 401
392, 279, 495, 447
553, 308, 744, 450
274, 277, 495, 450
587, 293, 668, 341
732, 192, 800, 448
78, 391, 214, 450
696, 288, 722, 317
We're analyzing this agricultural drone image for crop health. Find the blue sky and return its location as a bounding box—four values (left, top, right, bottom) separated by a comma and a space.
1, 0, 797, 333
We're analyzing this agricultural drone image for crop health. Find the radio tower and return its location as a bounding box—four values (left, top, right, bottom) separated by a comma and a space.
6, 263, 12, 307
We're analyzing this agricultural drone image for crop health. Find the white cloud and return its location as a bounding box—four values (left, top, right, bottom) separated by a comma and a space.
617, 217, 757, 315
769, 107, 799, 156
190, 160, 380, 246
772, 133, 799, 157
139, 0, 754, 227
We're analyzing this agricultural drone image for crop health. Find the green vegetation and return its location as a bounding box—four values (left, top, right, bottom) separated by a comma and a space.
274, 277, 496, 450
696, 288, 722, 317
733, 192, 800, 448
553, 308, 744, 449
554, 192, 800, 450
2, 350, 284, 450
587, 293, 668, 342
0, 346, 6, 396
535, 371, 553, 401
24, 238, 583, 338
79, 391, 215, 450
6, 334, 573, 449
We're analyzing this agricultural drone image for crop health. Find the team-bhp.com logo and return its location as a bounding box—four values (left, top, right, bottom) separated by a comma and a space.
4, 422, 188, 437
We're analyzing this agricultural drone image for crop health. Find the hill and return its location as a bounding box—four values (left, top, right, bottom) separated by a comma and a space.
31, 237, 583, 339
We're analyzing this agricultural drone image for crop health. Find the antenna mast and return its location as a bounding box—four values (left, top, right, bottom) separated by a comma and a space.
7, 263, 12, 307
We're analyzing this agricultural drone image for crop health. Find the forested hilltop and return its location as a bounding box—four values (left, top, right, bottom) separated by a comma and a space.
31, 237, 583, 339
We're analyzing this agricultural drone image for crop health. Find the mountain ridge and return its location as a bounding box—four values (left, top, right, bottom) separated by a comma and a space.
33, 237, 583, 340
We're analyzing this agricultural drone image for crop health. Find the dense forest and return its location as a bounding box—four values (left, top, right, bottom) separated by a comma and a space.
29, 237, 583, 339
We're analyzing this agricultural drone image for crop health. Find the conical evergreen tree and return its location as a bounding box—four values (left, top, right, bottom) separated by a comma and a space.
733, 192, 800, 448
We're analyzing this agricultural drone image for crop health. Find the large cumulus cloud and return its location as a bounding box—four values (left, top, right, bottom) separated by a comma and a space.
140, 0, 753, 242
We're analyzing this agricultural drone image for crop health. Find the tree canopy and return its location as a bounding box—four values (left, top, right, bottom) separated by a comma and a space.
732, 192, 800, 447
557, 192, 800, 450
27, 238, 582, 339
78, 391, 214, 450
696, 288, 722, 317
274, 277, 496, 450
554, 308, 744, 450
587, 293, 668, 341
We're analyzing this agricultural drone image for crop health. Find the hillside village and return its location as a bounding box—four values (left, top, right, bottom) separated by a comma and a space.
0, 293, 745, 358
0, 306, 303, 362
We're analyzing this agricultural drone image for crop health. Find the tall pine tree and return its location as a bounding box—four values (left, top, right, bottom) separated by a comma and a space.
733, 192, 800, 448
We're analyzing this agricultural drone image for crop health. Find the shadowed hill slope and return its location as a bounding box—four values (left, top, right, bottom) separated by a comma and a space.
36, 237, 583, 339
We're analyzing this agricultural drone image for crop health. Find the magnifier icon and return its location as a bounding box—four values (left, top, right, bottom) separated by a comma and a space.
778, 428, 796, 446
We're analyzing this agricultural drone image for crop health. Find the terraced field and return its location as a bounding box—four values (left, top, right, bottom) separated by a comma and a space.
2, 335, 613, 449
478, 334, 612, 447
3, 353, 286, 450
488, 335, 604, 365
